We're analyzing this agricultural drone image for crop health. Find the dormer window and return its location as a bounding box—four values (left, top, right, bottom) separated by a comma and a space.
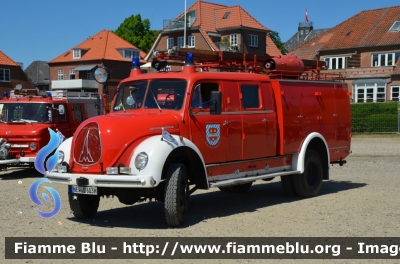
73, 49, 81, 59
389, 21, 400, 32
123, 49, 140, 59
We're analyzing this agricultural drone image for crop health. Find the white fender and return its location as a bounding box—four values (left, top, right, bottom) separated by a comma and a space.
292, 132, 330, 173
57, 137, 73, 164
128, 135, 206, 184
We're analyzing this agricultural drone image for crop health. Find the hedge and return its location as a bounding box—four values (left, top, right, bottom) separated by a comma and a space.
351, 102, 398, 133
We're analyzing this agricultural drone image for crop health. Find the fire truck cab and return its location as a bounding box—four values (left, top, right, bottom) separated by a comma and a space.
46, 52, 352, 227
0, 89, 103, 169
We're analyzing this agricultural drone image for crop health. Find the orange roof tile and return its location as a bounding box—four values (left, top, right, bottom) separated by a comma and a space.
290, 6, 400, 60
0, 50, 19, 66
49, 30, 146, 63
266, 35, 282, 57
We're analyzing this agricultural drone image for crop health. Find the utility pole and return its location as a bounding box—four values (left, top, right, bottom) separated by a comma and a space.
184, 0, 187, 48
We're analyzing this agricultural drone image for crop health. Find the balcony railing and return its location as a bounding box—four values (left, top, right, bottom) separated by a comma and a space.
51, 79, 98, 90
321, 66, 396, 79
163, 16, 196, 31
214, 42, 242, 52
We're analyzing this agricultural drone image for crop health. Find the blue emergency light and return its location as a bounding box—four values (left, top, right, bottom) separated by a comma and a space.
185, 53, 194, 66
132, 57, 141, 70
47, 92, 52, 99
3, 92, 9, 98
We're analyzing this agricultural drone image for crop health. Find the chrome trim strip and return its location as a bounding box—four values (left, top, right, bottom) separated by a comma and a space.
206, 155, 292, 168
94, 178, 145, 184
46, 175, 72, 182
0, 159, 21, 165
208, 165, 292, 181
191, 110, 274, 116
209, 170, 301, 188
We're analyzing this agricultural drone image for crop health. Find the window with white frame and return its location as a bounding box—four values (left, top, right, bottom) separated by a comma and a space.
0, 68, 10, 82
324, 57, 348, 70
87, 71, 93, 80
354, 82, 386, 103
230, 34, 238, 46
123, 49, 140, 59
389, 21, 400, 32
371, 52, 400, 67
178, 37, 184, 47
249, 34, 258, 47
58, 70, 64, 80
69, 69, 75, 80
188, 36, 195, 48
167, 38, 174, 49
73, 49, 81, 59
391, 86, 399, 101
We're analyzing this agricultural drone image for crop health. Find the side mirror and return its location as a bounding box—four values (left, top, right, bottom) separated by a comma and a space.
58, 105, 65, 115
93, 66, 111, 84
210, 91, 222, 115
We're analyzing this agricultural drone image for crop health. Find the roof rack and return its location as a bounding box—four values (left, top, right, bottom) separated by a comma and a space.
8, 89, 99, 100
150, 48, 344, 82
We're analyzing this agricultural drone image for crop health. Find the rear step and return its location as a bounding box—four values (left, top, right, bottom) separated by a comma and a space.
209, 170, 301, 188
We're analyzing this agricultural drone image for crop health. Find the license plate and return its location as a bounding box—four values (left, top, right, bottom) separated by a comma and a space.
71, 186, 98, 195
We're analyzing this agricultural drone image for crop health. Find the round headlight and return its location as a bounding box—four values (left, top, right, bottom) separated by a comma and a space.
29, 142, 37, 151
135, 152, 148, 170
58, 150, 64, 164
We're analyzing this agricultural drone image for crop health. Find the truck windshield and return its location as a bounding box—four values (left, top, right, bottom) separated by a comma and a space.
0, 103, 52, 123
113, 79, 187, 112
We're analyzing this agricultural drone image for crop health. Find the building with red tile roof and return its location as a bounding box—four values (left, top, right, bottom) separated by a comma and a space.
0, 50, 34, 96
145, 0, 281, 68
48, 30, 146, 99
290, 6, 400, 103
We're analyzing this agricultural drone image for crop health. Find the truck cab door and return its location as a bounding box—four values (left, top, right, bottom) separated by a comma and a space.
189, 82, 227, 164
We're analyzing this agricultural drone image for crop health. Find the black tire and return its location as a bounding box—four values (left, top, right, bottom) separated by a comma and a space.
68, 186, 100, 219
293, 150, 323, 198
164, 163, 190, 227
280, 175, 297, 196
227, 182, 253, 193
218, 186, 231, 192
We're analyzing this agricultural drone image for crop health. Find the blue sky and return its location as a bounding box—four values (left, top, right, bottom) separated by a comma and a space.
1, 0, 399, 69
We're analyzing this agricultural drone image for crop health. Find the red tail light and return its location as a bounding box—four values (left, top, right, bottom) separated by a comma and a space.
74, 122, 102, 166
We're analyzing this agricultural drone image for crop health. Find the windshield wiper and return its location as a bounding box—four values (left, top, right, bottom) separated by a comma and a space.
120, 100, 126, 113
149, 89, 162, 112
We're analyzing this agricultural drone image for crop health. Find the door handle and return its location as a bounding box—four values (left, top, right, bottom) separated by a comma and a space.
298, 115, 304, 118
262, 118, 267, 122
223, 120, 228, 125
333, 114, 337, 117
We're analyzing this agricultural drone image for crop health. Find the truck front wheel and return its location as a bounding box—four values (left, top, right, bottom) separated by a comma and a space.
293, 150, 323, 198
164, 163, 190, 227
68, 186, 100, 219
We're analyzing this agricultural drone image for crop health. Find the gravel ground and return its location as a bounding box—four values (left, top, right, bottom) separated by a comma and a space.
1, 136, 399, 264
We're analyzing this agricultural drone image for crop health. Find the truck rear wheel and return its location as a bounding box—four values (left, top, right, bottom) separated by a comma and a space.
293, 150, 323, 198
164, 163, 189, 227
280, 175, 297, 196
68, 186, 100, 219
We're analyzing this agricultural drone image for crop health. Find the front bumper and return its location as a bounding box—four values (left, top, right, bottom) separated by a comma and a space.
45, 172, 157, 188
0, 157, 35, 165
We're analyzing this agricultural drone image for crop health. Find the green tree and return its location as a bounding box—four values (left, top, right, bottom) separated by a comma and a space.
114, 14, 158, 53
268, 31, 288, 55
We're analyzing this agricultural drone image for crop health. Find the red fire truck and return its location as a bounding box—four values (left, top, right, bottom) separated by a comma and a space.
0, 89, 103, 169
46, 51, 351, 227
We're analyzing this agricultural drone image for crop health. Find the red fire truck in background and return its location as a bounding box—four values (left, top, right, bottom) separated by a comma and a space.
46, 50, 352, 227
0, 89, 103, 169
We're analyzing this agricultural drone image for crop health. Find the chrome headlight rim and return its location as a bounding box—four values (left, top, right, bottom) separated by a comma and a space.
58, 150, 65, 164
29, 142, 37, 151
135, 152, 148, 170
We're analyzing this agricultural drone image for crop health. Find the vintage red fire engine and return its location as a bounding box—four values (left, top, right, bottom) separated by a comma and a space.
46, 51, 351, 227
0, 89, 103, 169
